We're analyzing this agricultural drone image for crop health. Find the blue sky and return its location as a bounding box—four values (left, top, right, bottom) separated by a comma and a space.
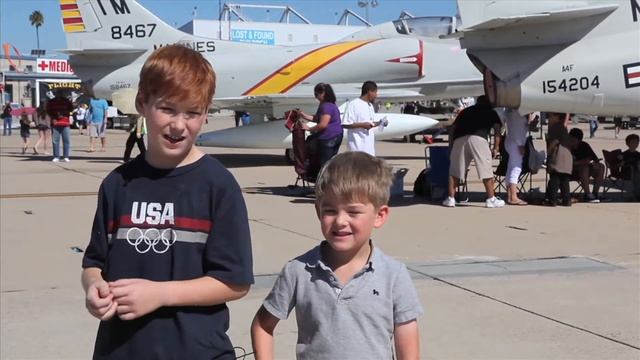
1, 0, 456, 57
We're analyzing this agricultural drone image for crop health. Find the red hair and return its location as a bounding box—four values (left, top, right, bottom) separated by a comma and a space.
137, 44, 216, 110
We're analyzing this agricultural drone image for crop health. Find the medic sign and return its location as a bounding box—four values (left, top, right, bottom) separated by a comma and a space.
36, 58, 75, 75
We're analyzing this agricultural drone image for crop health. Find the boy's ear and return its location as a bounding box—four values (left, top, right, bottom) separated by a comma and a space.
314, 202, 322, 220
134, 93, 146, 114
373, 205, 389, 228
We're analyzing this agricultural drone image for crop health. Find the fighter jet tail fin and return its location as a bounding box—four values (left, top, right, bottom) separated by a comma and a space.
60, 0, 259, 53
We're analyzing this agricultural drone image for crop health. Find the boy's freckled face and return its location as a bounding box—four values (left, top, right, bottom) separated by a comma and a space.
317, 194, 388, 253
139, 97, 206, 164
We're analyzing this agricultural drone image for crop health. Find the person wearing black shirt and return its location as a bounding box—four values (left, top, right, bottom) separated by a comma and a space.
621, 133, 640, 201
81, 45, 253, 360
443, 95, 504, 208
569, 128, 604, 202
2, 101, 13, 136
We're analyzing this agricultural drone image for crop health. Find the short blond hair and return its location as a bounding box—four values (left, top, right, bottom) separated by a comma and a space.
315, 152, 393, 208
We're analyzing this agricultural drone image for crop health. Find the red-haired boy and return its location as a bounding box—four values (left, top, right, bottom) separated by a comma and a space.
81, 45, 253, 359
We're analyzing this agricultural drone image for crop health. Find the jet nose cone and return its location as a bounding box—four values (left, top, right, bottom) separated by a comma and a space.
411, 115, 439, 130
373, 113, 439, 140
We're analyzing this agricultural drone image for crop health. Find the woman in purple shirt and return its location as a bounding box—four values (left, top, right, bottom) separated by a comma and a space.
299, 83, 343, 175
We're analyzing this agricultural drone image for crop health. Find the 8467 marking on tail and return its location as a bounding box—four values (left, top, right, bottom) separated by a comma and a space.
111, 24, 156, 39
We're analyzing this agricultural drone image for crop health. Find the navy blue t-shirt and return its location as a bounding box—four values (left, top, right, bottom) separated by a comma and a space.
82, 155, 253, 360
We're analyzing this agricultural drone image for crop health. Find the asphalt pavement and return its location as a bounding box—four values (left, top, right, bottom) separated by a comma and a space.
1, 117, 638, 359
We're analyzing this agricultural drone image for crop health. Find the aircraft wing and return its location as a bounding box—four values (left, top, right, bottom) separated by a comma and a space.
378, 78, 482, 99
59, 48, 147, 55
213, 79, 482, 117
448, 4, 619, 37
213, 90, 425, 117
450, 0, 639, 116
213, 94, 319, 118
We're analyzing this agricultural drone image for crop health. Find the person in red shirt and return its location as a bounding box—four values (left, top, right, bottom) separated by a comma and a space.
46, 91, 73, 162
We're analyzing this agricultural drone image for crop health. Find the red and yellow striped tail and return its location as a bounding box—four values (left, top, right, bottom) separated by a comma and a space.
60, 0, 85, 32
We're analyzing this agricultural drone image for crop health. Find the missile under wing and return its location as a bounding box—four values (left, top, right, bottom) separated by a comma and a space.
196, 109, 439, 149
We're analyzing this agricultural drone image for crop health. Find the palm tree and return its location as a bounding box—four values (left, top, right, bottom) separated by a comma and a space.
29, 10, 44, 53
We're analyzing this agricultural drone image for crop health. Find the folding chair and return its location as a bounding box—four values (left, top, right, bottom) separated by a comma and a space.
493, 141, 532, 197
602, 149, 631, 199
493, 153, 508, 196
286, 110, 314, 189
424, 146, 468, 201
569, 174, 584, 195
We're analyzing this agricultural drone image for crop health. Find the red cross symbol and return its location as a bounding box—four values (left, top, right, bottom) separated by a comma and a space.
38, 61, 48, 71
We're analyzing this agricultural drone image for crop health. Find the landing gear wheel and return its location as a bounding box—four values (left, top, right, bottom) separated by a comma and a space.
285, 148, 295, 165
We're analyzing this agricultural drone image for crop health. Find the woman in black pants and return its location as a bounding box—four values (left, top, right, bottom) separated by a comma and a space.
123, 116, 146, 162
545, 112, 574, 206
298, 83, 343, 180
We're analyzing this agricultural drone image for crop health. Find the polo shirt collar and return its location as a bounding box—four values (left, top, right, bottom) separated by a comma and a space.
305, 240, 379, 272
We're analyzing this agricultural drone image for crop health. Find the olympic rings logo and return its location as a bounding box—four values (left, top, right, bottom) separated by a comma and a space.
126, 227, 177, 254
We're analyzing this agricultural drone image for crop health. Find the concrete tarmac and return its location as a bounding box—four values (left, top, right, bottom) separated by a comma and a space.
1, 117, 639, 359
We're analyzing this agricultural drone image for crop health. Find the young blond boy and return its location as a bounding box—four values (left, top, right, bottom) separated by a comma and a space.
251, 151, 423, 359
81, 45, 253, 359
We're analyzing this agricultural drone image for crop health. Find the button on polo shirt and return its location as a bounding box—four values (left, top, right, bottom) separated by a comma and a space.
263, 241, 423, 360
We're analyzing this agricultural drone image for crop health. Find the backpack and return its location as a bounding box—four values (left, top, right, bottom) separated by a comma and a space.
526, 136, 546, 174
413, 169, 431, 198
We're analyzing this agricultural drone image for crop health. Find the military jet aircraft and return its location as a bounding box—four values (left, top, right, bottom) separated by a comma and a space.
452, 0, 640, 116
60, 0, 483, 111
59, 0, 480, 150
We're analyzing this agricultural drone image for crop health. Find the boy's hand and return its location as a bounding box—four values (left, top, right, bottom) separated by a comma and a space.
110, 279, 164, 321
86, 280, 117, 321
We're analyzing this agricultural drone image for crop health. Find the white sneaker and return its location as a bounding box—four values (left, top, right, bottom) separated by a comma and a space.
51, 157, 60, 162
442, 196, 456, 207
63, 158, 70, 162
486, 196, 505, 208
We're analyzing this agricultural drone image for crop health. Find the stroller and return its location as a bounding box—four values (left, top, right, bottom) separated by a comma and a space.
285, 110, 321, 188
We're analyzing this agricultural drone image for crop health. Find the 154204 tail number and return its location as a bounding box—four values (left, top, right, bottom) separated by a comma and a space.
542, 76, 600, 94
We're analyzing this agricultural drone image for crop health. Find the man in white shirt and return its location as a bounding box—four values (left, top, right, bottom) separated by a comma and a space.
342, 81, 380, 156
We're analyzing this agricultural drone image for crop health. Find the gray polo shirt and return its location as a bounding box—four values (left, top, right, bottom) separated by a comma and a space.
263, 242, 423, 360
